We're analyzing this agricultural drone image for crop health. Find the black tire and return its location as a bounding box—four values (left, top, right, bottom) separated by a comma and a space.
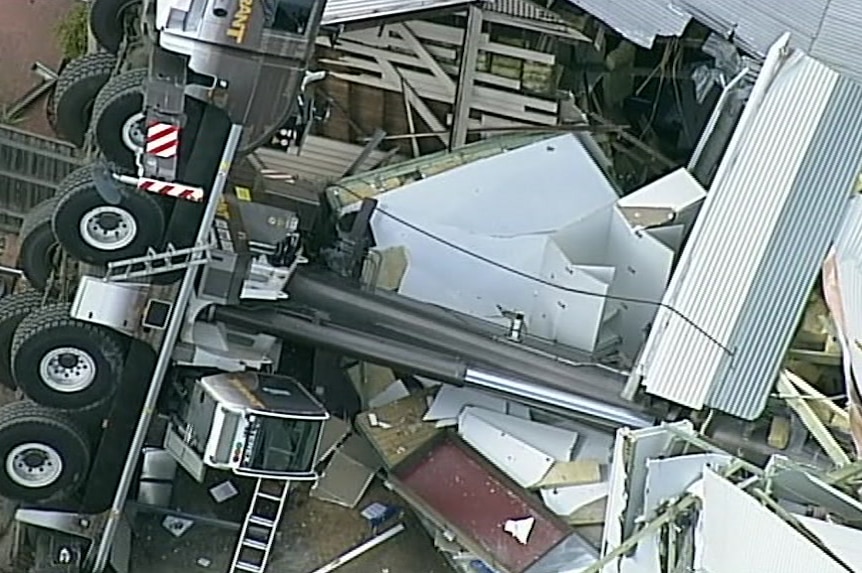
53, 52, 117, 147
11, 303, 127, 411
0, 401, 91, 503
91, 68, 147, 174
90, 0, 142, 54
92, 68, 205, 175
0, 291, 46, 390
19, 197, 61, 291
52, 165, 165, 265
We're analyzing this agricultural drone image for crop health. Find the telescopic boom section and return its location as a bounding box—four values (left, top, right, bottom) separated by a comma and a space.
210, 286, 654, 429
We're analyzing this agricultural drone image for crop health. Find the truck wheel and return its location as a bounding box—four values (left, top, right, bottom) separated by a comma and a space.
19, 196, 62, 291
52, 165, 165, 266
0, 401, 90, 503
11, 303, 126, 411
53, 52, 117, 147
92, 68, 146, 173
0, 291, 46, 390
92, 68, 204, 175
90, 0, 142, 54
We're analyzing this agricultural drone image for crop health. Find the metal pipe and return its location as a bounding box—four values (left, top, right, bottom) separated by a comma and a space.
287, 273, 636, 407
89, 125, 244, 572
125, 501, 242, 532
212, 306, 654, 428
31, 61, 59, 81
464, 369, 653, 429
309, 523, 405, 573
212, 306, 468, 382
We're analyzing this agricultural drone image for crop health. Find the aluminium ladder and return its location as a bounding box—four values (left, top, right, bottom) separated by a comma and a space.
229, 477, 291, 573
104, 242, 211, 281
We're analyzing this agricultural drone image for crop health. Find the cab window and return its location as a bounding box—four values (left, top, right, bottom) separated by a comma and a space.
268, 0, 315, 35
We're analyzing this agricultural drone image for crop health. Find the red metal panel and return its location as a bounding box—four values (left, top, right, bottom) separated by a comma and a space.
395, 437, 569, 573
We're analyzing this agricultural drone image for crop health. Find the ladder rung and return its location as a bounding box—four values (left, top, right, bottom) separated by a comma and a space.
242, 538, 268, 551
105, 242, 211, 281
256, 492, 282, 502
234, 561, 262, 573
248, 515, 275, 528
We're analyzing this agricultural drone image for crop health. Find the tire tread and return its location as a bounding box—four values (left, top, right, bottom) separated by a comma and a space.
11, 303, 125, 410
0, 399, 91, 502
0, 290, 49, 388
19, 197, 62, 291
52, 53, 117, 146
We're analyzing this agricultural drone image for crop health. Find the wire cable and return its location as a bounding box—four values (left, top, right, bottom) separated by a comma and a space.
329, 182, 733, 355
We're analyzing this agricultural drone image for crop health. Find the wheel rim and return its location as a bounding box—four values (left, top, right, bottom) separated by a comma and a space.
121, 112, 145, 153
6, 443, 63, 488
79, 205, 138, 251
39, 347, 98, 393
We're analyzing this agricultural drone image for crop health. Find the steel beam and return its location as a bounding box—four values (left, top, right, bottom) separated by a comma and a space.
88, 125, 244, 572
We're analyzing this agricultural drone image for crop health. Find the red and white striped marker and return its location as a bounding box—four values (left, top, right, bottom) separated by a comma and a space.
138, 177, 204, 202
145, 122, 180, 158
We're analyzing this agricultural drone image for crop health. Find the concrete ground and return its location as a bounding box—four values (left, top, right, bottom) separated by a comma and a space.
130, 474, 451, 573
0, 0, 76, 136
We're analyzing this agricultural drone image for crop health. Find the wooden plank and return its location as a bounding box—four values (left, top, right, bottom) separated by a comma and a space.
566, 496, 607, 526
777, 373, 850, 467
318, 23, 559, 125
407, 20, 556, 65
355, 388, 441, 469
533, 460, 602, 489
784, 369, 849, 426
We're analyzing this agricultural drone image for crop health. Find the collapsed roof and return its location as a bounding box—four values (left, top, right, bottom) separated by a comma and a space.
564, 0, 862, 83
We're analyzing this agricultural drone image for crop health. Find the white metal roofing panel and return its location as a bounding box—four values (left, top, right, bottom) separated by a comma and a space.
617, 168, 705, 212
674, 0, 826, 55
708, 72, 862, 417
457, 408, 556, 488
321, 0, 475, 26
699, 468, 847, 573
599, 422, 696, 573
674, 0, 862, 84
810, 0, 862, 81
459, 406, 579, 460
563, 0, 690, 48
567, 0, 862, 85
796, 515, 862, 569
637, 42, 862, 418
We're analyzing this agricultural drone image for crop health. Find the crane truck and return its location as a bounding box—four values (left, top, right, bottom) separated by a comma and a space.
2, 120, 657, 573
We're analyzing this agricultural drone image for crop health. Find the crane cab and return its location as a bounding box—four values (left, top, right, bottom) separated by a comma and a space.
165, 371, 329, 481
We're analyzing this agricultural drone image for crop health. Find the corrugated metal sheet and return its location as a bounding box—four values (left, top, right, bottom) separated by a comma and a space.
676, 0, 826, 55
709, 70, 862, 417
700, 469, 848, 573
810, 0, 862, 81
678, 0, 862, 85
568, 0, 862, 85
562, 0, 691, 48
321, 0, 475, 26
254, 135, 402, 183
636, 43, 862, 419
488, 0, 572, 24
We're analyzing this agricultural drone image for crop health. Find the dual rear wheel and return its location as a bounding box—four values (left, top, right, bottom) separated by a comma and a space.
0, 300, 127, 504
